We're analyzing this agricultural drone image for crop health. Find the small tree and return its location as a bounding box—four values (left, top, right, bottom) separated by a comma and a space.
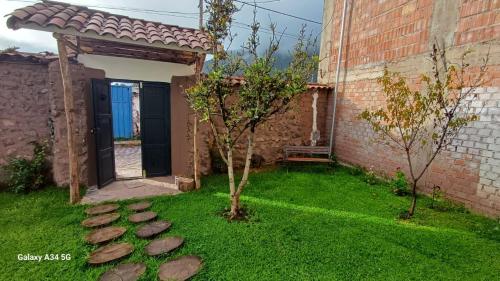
359, 44, 488, 218
187, 0, 317, 219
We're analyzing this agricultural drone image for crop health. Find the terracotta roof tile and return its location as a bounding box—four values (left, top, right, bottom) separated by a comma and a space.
27, 13, 48, 25
7, 1, 211, 52
84, 23, 101, 34
47, 17, 66, 28
101, 27, 117, 36
11, 10, 30, 20
37, 8, 56, 18
54, 11, 72, 21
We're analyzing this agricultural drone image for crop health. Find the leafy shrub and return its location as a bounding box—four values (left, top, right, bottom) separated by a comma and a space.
363, 167, 380, 185
210, 148, 227, 174
391, 169, 409, 196
3, 141, 49, 193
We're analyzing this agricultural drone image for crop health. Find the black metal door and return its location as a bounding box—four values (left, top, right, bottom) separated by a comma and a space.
140, 82, 171, 177
91, 79, 115, 187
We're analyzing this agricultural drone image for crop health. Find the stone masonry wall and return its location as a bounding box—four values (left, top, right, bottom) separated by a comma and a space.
170, 74, 332, 177
0, 59, 102, 187
47, 61, 104, 186
0, 62, 51, 169
319, 0, 500, 216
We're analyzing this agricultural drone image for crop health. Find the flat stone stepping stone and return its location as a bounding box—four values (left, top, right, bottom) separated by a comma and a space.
127, 201, 151, 211
158, 255, 203, 281
85, 204, 119, 215
85, 226, 127, 244
128, 211, 157, 223
145, 236, 184, 256
99, 263, 146, 281
81, 213, 120, 228
136, 220, 171, 238
88, 243, 134, 265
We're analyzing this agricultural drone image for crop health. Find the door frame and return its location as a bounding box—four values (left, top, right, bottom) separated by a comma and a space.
94, 78, 172, 186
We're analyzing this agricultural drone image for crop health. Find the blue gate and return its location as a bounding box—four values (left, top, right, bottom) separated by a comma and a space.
111, 84, 133, 139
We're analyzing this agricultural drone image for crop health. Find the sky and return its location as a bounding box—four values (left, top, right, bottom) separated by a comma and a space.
0, 0, 324, 53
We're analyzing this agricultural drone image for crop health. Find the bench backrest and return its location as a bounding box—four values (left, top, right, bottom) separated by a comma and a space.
284, 145, 330, 156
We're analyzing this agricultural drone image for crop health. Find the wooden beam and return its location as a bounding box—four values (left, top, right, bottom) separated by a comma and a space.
54, 33, 80, 204
78, 38, 198, 64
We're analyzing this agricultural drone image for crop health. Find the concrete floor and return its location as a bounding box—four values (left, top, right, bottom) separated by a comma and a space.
114, 143, 142, 179
81, 176, 180, 204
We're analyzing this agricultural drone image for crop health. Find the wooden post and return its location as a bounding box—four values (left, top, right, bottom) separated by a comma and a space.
193, 114, 200, 189
193, 0, 204, 190
193, 54, 205, 190
54, 33, 80, 204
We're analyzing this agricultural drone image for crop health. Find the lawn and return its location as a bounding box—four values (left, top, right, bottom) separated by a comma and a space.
0, 166, 499, 280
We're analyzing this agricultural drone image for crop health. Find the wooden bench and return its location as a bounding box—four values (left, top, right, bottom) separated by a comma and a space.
283, 145, 332, 163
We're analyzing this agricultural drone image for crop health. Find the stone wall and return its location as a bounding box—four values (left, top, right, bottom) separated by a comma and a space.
0, 62, 51, 168
319, 0, 500, 216
170, 75, 333, 176
0, 58, 103, 187
47, 61, 104, 186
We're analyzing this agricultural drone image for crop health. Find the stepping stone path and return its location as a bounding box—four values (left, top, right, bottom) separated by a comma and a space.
81, 213, 120, 228
127, 201, 151, 212
88, 243, 134, 265
128, 211, 157, 223
145, 236, 184, 256
136, 220, 172, 238
85, 226, 127, 244
99, 263, 146, 281
85, 204, 120, 215
158, 255, 203, 281
80, 201, 202, 280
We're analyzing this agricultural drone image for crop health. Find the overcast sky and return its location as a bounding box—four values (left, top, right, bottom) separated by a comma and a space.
0, 0, 324, 53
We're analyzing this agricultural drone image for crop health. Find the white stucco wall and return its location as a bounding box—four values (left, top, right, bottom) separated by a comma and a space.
77, 54, 195, 83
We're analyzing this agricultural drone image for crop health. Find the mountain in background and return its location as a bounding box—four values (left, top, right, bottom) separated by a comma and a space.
203, 50, 318, 82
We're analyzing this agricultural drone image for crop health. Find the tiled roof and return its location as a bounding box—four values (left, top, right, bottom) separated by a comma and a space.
6, 0, 210, 52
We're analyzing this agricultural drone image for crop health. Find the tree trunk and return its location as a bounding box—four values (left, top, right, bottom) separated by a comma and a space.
236, 130, 254, 194
55, 35, 80, 204
228, 131, 255, 220
226, 148, 239, 219
408, 181, 418, 217
230, 191, 240, 218
193, 116, 201, 189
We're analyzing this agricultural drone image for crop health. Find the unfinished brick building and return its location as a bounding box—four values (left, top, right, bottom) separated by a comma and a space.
318, 0, 499, 216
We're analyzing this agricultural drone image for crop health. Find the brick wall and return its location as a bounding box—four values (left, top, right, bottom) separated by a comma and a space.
319, 0, 500, 216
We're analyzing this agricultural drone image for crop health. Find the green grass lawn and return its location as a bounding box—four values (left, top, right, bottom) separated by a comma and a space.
0, 166, 499, 280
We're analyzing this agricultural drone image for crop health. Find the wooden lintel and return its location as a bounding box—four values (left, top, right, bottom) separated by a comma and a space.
54, 33, 80, 204
78, 38, 198, 64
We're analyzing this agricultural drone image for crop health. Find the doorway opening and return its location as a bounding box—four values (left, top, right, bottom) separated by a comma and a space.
110, 82, 142, 179
92, 79, 172, 188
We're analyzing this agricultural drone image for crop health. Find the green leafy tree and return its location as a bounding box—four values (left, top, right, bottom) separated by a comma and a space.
359, 44, 488, 218
187, 0, 317, 219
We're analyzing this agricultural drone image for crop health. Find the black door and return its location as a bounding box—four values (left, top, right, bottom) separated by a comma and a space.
91, 79, 115, 187
140, 82, 171, 177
